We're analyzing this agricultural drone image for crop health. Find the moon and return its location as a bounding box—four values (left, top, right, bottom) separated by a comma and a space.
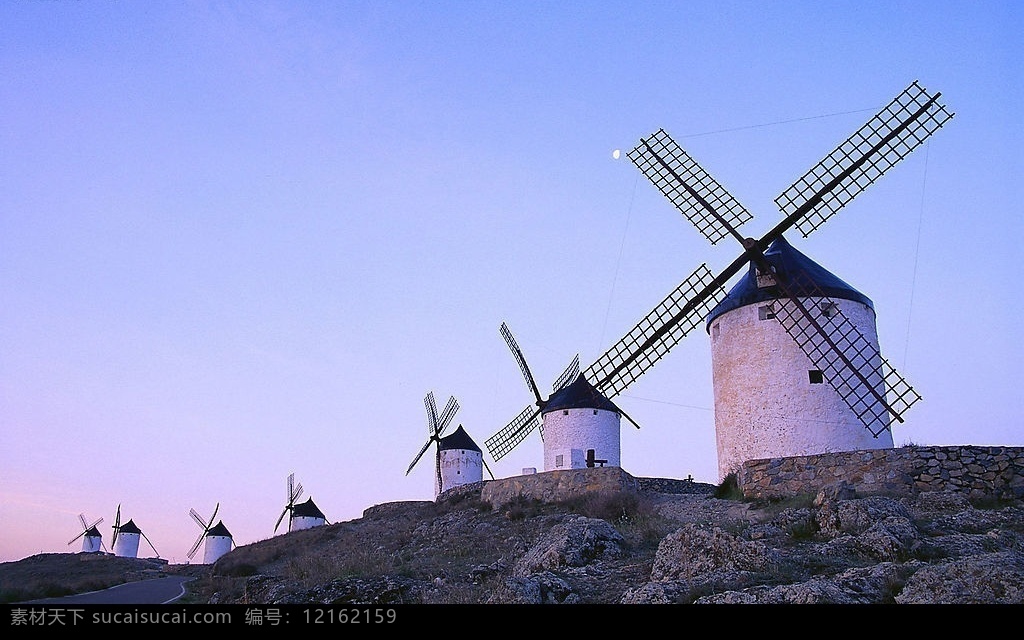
612, 149, 621, 160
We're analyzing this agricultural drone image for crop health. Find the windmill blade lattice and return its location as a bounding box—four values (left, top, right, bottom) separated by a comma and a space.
275, 473, 304, 533
188, 503, 220, 561
406, 392, 459, 492
485, 323, 586, 462
501, 322, 544, 405
111, 505, 122, 547
776, 80, 954, 237
771, 277, 922, 434
585, 264, 727, 398
67, 513, 103, 546
552, 354, 581, 395
486, 404, 542, 462
628, 129, 754, 245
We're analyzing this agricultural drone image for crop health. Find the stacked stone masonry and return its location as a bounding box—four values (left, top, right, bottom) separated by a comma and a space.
736, 445, 1024, 501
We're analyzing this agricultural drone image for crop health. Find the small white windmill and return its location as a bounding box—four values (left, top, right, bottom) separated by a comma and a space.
111, 504, 159, 559
407, 392, 494, 497
275, 473, 327, 533
187, 503, 234, 565
486, 323, 638, 472
67, 513, 106, 554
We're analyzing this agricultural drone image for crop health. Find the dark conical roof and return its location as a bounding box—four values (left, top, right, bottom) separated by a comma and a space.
207, 521, 232, 538
439, 425, 481, 452
117, 519, 142, 534
706, 234, 873, 329
84, 526, 102, 537
292, 497, 326, 519
542, 374, 622, 414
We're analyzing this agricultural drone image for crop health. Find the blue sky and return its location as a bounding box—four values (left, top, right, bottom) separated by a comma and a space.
2, 1, 1021, 563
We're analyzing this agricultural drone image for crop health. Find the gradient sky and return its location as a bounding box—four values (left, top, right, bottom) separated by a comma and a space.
2, 1, 1021, 564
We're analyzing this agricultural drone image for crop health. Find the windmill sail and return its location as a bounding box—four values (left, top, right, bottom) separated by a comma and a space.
274, 473, 304, 533
484, 323, 585, 461
407, 392, 462, 495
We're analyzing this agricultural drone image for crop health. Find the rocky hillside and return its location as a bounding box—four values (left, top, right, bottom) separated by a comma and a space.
179, 476, 1024, 605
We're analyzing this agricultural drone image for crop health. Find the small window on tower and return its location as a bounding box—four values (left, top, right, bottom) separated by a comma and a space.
593, 409, 598, 415
758, 305, 776, 321
820, 301, 838, 318
809, 370, 824, 384
563, 410, 569, 416
555, 454, 564, 468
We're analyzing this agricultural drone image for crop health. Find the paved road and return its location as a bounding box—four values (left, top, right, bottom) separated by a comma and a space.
18, 576, 194, 605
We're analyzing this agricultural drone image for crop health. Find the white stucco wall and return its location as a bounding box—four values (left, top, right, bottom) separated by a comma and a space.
203, 535, 233, 564
290, 515, 324, 532
438, 448, 483, 497
541, 408, 621, 471
114, 532, 140, 558
709, 296, 894, 481
82, 535, 102, 553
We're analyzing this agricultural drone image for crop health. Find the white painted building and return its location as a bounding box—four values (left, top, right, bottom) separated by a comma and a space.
113, 519, 143, 558
201, 521, 234, 564
289, 498, 327, 531
80, 526, 103, 553
540, 374, 622, 472
437, 425, 484, 497
706, 236, 894, 480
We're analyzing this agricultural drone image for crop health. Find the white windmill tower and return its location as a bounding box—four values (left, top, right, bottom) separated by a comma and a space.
187, 503, 234, 565
274, 473, 327, 533
705, 236, 893, 476
111, 505, 159, 559
486, 323, 640, 472
609, 80, 952, 480
407, 392, 494, 497
67, 513, 106, 554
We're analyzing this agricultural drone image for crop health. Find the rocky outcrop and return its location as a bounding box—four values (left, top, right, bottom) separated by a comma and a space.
622, 485, 1024, 604
180, 458, 1024, 606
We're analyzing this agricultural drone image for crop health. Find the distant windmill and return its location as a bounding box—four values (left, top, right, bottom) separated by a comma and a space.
407, 392, 493, 497
67, 513, 106, 554
275, 473, 327, 533
187, 503, 234, 565
486, 322, 638, 472
111, 504, 159, 558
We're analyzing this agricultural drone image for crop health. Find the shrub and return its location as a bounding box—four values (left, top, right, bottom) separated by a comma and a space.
559, 490, 651, 522
714, 473, 744, 500
500, 495, 545, 521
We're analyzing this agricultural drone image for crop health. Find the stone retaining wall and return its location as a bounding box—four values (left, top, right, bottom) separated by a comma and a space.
736, 445, 1024, 501
480, 467, 640, 508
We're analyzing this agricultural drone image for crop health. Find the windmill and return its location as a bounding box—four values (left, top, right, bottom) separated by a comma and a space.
67, 513, 106, 554
274, 473, 327, 533
111, 504, 159, 558
187, 503, 234, 565
486, 81, 953, 480
407, 392, 494, 497
486, 322, 639, 472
